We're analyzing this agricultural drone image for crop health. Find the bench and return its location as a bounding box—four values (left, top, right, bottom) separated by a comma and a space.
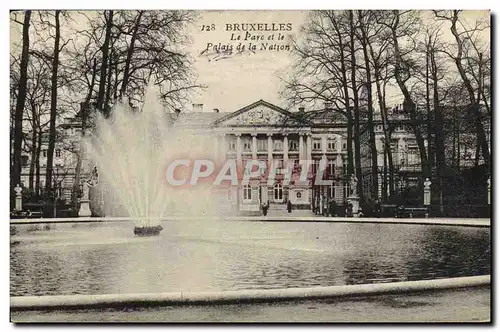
396, 207, 429, 218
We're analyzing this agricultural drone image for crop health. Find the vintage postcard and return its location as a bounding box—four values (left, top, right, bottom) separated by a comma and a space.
9, 9, 491, 323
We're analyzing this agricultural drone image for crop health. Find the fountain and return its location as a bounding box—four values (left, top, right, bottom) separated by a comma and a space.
85, 86, 218, 236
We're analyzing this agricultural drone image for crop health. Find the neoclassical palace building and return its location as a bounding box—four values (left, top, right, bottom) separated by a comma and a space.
21, 99, 437, 214
164, 99, 424, 213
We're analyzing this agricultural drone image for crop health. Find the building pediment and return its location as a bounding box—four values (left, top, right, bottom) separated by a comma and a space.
213, 100, 309, 127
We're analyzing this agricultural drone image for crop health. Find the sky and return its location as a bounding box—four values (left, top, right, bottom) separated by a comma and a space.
185, 10, 310, 113
9, 10, 490, 114
185, 10, 490, 114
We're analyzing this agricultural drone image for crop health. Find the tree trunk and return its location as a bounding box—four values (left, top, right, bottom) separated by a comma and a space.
358, 11, 379, 200
28, 103, 37, 192
425, 40, 434, 170
96, 10, 114, 116
349, 11, 364, 203
44, 10, 61, 196
332, 14, 354, 176
120, 10, 143, 99
72, 59, 97, 210
12, 10, 31, 191
369, 44, 393, 202
104, 49, 114, 113
391, 11, 429, 179
35, 128, 42, 196
449, 11, 489, 168
430, 48, 444, 213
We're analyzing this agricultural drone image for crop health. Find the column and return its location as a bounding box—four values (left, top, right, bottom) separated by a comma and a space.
336, 135, 343, 169
236, 133, 242, 163
252, 133, 257, 160
220, 133, 227, 162
299, 134, 304, 161
267, 133, 273, 163
283, 134, 289, 165
321, 135, 327, 154
306, 133, 312, 161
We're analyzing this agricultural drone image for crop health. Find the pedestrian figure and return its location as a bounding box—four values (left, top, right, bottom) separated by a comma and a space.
364, 198, 374, 217
261, 201, 269, 216
287, 200, 292, 213
346, 202, 353, 217
339, 200, 347, 217
374, 199, 381, 218
329, 199, 337, 217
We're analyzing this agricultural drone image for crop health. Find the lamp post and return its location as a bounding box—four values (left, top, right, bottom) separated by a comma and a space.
487, 176, 491, 205
423, 178, 432, 218
53, 159, 63, 218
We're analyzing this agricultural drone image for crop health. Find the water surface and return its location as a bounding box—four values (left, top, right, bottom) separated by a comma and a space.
10, 221, 490, 296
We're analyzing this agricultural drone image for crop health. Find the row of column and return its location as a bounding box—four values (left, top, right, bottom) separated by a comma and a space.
214, 133, 347, 172
215, 133, 314, 162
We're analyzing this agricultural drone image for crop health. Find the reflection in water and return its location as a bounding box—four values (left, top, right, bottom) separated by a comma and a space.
342, 225, 490, 285
10, 222, 490, 296
404, 227, 490, 280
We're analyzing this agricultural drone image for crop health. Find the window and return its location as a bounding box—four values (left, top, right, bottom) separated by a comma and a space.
343, 158, 349, 175
243, 138, 252, 152
327, 139, 336, 151
311, 159, 320, 175
274, 183, 283, 201
273, 139, 283, 151
228, 138, 236, 151
328, 159, 336, 176
243, 185, 252, 200
342, 142, 347, 151
274, 159, 284, 175
257, 139, 267, 152
21, 155, 29, 167
55, 149, 61, 158
289, 140, 298, 151
313, 139, 322, 151
329, 184, 336, 198
42, 149, 47, 158
343, 182, 351, 198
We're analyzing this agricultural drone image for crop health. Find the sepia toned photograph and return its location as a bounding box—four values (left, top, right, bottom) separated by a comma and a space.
8, 7, 491, 323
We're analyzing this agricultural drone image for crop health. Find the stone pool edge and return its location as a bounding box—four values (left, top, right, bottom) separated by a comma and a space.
10, 275, 490, 311
10, 216, 490, 228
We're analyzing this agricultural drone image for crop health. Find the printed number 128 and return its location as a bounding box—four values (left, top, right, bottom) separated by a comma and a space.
201, 24, 215, 31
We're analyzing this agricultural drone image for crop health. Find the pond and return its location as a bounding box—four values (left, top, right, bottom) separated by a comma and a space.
10, 220, 491, 296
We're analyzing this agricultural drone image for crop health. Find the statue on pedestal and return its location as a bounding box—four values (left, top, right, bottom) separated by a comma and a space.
14, 184, 23, 212
349, 174, 358, 197
423, 178, 431, 206
347, 174, 360, 216
79, 166, 99, 217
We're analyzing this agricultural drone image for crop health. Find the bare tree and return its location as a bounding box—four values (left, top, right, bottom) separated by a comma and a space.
380, 10, 430, 178
434, 10, 490, 169
357, 10, 379, 200
11, 11, 32, 192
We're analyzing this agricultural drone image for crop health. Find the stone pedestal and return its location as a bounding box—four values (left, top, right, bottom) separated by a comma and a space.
78, 184, 92, 217
14, 184, 23, 212
347, 196, 360, 216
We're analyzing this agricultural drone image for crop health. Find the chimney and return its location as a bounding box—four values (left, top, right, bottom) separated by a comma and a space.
298, 107, 305, 112
192, 103, 203, 112
324, 102, 332, 110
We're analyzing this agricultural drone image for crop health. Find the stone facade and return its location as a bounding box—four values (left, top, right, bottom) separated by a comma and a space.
19, 99, 427, 212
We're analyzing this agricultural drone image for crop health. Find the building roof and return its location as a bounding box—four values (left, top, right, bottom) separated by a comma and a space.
167, 112, 226, 128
